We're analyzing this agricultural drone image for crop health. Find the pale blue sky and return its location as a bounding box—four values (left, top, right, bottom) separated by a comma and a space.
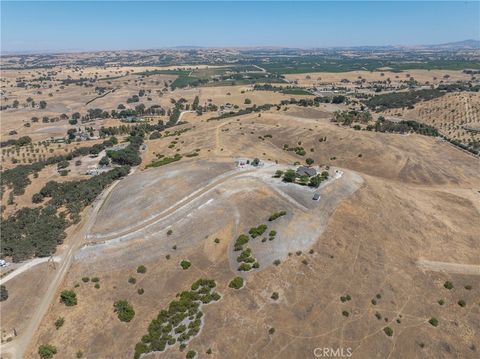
1, 1, 479, 52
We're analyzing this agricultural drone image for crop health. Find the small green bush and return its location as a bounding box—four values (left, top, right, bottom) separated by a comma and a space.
137, 265, 147, 274
180, 260, 191, 270
128, 277, 136, 284
113, 300, 135, 322
186, 350, 196, 359
54, 317, 64, 330
383, 326, 393, 337
81, 277, 90, 283
229, 276, 244, 289
458, 299, 466, 307
444, 281, 453, 289
249, 224, 268, 238
91, 277, 99, 283
342, 311, 349, 317
437, 299, 444, 305
268, 210, 287, 221
428, 317, 439, 327
60, 290, 77, 306
38, 344, 57, 359
138, 288, 144, 295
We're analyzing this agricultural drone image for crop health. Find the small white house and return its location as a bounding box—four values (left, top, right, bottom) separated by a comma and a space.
235, 158, 249, 167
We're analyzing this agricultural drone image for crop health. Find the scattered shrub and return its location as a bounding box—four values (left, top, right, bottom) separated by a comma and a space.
458, 299, 466, 307
60, 290, 77, 306
249, 224, 267, 238
342, 311, 349, 317
114, 300, 135, 322
383, 327, 393, 337
38, 344, 57, 359
128, 277, 136, 284
180, 260, 191, 270
137, 265, 147, 274
138, 288, 144, 295
271, 292, 279, 300
0, 285, 8, 302
81, 277, 90, 282
186, 350, 196, 359
54, 317, 64, 330
229, 276, 244, 289
444, 281, 453, 289
234, 234, 249, 251
268, 211, 287, 222
428, 318, 439, 327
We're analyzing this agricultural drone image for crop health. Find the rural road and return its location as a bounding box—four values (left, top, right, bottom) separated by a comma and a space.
0, 257, 60, 285
417, 259, 480, 275
179, 110, 195, 121
0, 178, 121, 359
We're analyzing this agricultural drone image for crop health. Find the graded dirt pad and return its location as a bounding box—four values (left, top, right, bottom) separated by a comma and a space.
12, 108, 480, 359
89, 159, 235, 237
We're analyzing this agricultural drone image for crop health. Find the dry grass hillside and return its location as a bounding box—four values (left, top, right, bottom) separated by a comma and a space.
14, 110, 479, 359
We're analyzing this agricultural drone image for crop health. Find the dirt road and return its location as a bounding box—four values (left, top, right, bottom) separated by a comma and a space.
0, 257, 60, 285
417, 259, 480, 275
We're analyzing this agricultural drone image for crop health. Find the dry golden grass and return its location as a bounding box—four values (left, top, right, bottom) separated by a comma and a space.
21, 112, 480, 359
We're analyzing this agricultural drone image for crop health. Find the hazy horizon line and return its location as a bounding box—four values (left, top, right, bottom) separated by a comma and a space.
2, 38, 479, 56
